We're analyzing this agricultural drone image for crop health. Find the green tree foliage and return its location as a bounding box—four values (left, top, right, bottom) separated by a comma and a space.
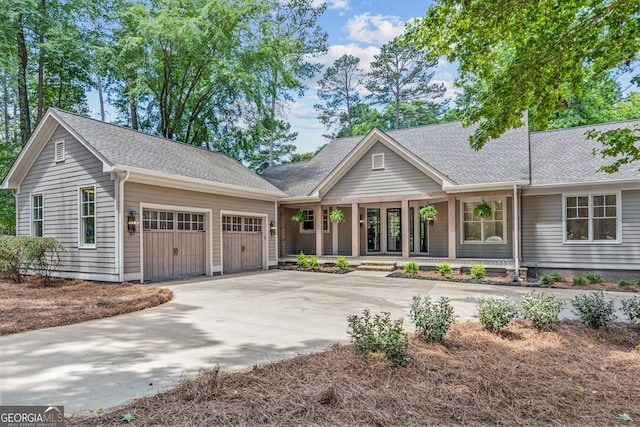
365, 37, 445, 130
315, 54, 364, 137
409, 0, 640, 160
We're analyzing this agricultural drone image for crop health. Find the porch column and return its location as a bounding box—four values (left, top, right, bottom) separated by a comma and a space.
315, 204, 323, 256
279, 204, 285, 256
401, 198, 410, 258
332, 205, 339, 255
448, 196, 456, 259
351, 202, 359, 257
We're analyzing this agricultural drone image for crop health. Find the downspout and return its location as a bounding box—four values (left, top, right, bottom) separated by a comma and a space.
11, 190, 18, 236
274, 200, 278, 267
117, 171, 130, 282
513, 184, 521, 281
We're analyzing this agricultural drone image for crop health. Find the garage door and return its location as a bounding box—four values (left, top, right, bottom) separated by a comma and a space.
222, 216, 263, 273
143, 210, 206, 281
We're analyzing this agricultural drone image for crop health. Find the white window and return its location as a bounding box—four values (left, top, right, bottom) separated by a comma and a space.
79, 186, 96, 247
54, 140, 65, 162
323, 209, 329, 232
31, 193, 43, 237
461, 199, 506, 243
372, 153, 384, 170
300, 209, 315, 233
564, 193, 619, 243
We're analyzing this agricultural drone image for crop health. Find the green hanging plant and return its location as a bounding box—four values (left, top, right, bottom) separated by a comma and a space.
419, 205, 438, 221
329, 209, 345, 223
474, 202, 492, 218
291, 210, 306, 223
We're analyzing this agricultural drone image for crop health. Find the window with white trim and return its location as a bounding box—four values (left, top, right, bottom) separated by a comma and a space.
461, 199, 506, 243
244, 217, 262, 232
323, 209, 329, 232
372, 153, 384, 170
143, 211, 174, 230
31, 193, 43, 237
55, 140, 65, 162
565, 194, 619, 242
222, 216, 242, 231
177, 213, 204, 231
79, 186, 96, 247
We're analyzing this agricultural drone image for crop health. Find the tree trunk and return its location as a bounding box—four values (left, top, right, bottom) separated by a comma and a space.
128, 78, 138, 130
17, 14, 31, 146
3, 72, 9, 143
37, 0, 46, 123
96, 73, 105, 121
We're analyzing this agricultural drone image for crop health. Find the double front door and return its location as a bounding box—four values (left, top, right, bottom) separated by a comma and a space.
366, 206, 428, 254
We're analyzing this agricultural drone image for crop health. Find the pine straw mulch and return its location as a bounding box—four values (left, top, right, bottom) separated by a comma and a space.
71, 320, 640, 427
0, 277, 173, 335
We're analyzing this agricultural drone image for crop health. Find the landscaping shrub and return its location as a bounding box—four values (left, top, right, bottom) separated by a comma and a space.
571, 291, 616, 329
23, 237, 65, 285
619, 279, 634, 287
404, 261, 419, 275
621, 297, 640, 322
335, 256, 349, 270
585, 272, 604, 284
477, 297, 518, 333
347, 309, 409, 366
540, 272, 565, 284
572, 276, 587, 286
409, 295, 456, 343
309, 256, 320, 270
0, 236, 29, 283
519, 292, 564, 330
436, 262, 453, 279
296, 252, 310, 268
469, 264, 486, 279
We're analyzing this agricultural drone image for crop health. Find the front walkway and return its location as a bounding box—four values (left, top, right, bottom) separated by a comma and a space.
0, 270, 631, 415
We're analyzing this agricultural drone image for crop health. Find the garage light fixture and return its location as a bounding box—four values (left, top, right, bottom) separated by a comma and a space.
127, 210, 137, 235
269, 220, 276, 235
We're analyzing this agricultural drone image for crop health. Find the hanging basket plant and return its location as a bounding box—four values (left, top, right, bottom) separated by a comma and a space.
291, 210, 306, 223
419, 205, 438, 221
329, 209, 345, 223
474, 202, 492, 218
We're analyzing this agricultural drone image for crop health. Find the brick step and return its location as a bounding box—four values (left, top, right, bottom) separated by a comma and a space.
357, 261, 397, 272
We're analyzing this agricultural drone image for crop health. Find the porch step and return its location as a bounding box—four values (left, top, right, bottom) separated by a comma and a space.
357, 261, 397, 272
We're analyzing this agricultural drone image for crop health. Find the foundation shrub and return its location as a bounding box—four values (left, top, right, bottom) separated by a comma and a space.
571, 291, 616, 329
0, 236, 29, 283
519, 292, 564, 330
621, 296, 640, 322
469, 264, 486, 279
309, 256, 320, 270
409, 295, 456, 343
404, 261, 419, 275
477, 297, 518, 333
618, 279, 634, 287
540, 272, 565, 284
585, 272, 604, 284
0, 236, 65, 284
573, 276, 587, 286
347, 309, 409, 366
335, 256, 349, 270
296, 252, 310, 268
436, 262, 453, 279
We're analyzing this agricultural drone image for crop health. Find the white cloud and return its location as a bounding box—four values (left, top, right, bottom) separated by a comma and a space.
310, 43, 380, 72
288, 101, 317, 121
312, 0, 350, 10
344, 13, 406, 45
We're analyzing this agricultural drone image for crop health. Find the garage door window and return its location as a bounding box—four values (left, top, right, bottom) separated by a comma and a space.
178, 213, 204, 231
244, 217, 262, 232
222, 216, 243, 231
143, 211, 174, 230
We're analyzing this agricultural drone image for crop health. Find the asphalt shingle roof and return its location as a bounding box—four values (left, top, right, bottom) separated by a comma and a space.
530, 120, 640, 186
262, 121, 531, 197
52, 109, 284, 194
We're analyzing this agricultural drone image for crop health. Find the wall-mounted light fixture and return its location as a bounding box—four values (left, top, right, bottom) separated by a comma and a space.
269, 220, 276, 235
428, 217, 435, 227
127, 210, 137, 235
359, 214, 364, 228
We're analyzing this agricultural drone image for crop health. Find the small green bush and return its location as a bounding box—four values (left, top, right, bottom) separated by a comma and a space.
436, 262, 453, 279
347, 309, 409, 366
0, 236, 65, 284
585, 272, 604, 284
571, 291, 616, 329
309, 256, 320, 270
0, 236, 29, 283
477, 297, 518, 333
469, 264, 486, 279
621, 296, 640, 322
572, 276, 587, 286
619, 279, 634, 287
540, 272, 565, 284
519, 292, 564, 330
296, 252, 310, 268
409, 295, 456, 343
404, 261, 419, 275
335, 256, 349, 270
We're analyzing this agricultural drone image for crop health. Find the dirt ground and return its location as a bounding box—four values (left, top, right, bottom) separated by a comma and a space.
71, 320, 640, 426
0, 277, 172, 335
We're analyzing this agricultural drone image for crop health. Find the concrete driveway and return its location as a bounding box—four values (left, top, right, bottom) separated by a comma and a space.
0, 269, 632, 415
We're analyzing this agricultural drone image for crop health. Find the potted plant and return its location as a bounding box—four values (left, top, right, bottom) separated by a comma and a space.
474, 202, 492, 218
329, 209, 345, 223
419, 205, 438, 222
291, 210, 306, 223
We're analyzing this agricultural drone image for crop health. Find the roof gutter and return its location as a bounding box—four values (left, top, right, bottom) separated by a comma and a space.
443, 180, 530, 194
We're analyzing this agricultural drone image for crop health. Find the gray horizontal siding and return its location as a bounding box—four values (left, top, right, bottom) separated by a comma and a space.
17, 125, 116, 275
426, 201, 448, 257
456, 197, 513, 259
521, 191, 640, 266
123, 182, 277, 274
324, 142, 442, 199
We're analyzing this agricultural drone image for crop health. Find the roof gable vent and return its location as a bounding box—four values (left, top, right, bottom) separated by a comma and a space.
54, 140, 65, 162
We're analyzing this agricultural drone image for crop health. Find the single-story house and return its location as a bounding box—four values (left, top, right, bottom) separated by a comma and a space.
2, 108, 639, 281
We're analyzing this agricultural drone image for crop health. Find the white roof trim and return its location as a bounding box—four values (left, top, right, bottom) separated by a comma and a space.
310, 128, 454, 198
443, 180, 530, 193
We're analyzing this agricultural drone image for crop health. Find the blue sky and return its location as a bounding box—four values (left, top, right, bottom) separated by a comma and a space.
292, 0, 454, 153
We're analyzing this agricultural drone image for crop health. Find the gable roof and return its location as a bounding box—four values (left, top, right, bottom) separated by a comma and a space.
530, 119, 640, 186
262, 120, 531, 198
2, 108, 285, 198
